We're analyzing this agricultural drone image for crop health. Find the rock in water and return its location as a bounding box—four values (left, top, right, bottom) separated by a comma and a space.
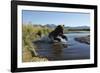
75, 35, 90, 44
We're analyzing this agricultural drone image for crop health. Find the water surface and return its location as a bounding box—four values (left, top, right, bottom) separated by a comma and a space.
34, 32, 90, 61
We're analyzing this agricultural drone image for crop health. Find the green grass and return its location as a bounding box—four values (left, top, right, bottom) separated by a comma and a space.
22, 24, 53, 62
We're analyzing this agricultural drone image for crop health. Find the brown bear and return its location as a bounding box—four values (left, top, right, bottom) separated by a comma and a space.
48, 25, 68, 42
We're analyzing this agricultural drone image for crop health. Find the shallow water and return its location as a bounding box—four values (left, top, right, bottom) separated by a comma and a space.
34, 32, 90, 61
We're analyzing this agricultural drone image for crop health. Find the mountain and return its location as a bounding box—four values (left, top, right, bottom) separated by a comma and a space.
45, 24, 57, 28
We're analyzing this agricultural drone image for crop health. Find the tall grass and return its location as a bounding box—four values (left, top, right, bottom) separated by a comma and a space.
22, 24, 53, 59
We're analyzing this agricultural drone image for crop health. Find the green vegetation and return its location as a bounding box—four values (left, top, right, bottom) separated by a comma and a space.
22, 24, 53, 48
22, 24, 37, 54
22, 24, 52, 62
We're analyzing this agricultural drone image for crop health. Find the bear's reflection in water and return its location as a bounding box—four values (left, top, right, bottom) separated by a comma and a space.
51, 42, 65, 60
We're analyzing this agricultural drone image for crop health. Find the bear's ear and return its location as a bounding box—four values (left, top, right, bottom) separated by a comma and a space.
60, 25, 64, 29
60, 24, 64, 28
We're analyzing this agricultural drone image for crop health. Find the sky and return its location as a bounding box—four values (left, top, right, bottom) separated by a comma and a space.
22, 10, 90, 27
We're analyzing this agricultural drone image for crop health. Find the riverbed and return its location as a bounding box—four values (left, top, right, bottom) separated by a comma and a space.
34, 32, 90, 61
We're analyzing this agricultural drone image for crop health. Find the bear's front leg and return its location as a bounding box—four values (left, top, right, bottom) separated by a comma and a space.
61, 35, 68, 41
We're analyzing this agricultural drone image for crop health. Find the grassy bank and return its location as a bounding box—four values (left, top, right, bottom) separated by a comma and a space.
22, 24, 52, 62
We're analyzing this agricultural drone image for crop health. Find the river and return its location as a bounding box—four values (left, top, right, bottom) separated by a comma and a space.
34, 32, 90, 61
